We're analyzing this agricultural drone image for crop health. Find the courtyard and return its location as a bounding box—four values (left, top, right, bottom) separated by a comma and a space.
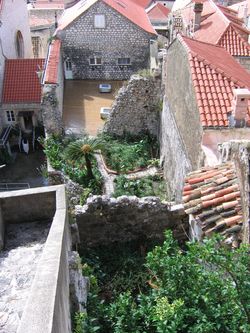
63, 80, 124, 136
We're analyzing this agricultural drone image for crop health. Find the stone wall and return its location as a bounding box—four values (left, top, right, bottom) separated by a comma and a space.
160, 39, 203, 201
160, 98, 192, 201
61, 1, 155, 80
75, 195, 188, 246
41, 84, 64, 135
235, 56, 250, 73
220, 140, 250, 244
104, 74, 161, 137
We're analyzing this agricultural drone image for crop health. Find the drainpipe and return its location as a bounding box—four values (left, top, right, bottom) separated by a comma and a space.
193, 2, 203, 32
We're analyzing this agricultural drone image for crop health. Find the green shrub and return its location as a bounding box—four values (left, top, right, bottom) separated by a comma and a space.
114, 175, 167, 199
100, 134, 159, 173
80, 233, 250, 333
41, 135, 103, 202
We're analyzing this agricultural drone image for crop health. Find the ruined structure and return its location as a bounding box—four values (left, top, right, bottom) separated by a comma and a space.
104, 74, 161, 137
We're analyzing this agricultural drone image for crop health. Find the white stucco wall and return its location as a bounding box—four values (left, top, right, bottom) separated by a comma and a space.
0, 0, 33, 129
0, 0, 33, 59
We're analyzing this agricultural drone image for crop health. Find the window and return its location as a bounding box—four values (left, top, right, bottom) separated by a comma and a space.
32, 36, 42, 58
16, 31, 24, 58
6, 111, 15, 123
118, 58, 131, 65
94, 14, 105, 28
89, 57, 102, 65
65, 59, 72, 71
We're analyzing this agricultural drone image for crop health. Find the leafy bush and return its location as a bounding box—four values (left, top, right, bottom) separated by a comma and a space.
100, 134, 159, 173
114, 175, 167, 199
41, 135, 103, 201
80, 233, 250, 333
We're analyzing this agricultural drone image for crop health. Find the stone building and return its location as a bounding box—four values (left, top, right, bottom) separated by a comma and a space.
0, 0, 33, 139
42, 0, 157, 134
56, 0, 157, 80
160, 35, 250, 202
169, 0, 250, 71
28, 0, 65, 58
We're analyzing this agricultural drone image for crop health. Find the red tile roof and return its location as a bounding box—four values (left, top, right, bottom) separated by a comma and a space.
193, 0, 250, 56
218, 25, 250, 56
28, 0, 64, 9
58, 0, 156, 35
147, 2, 170, 22
131, 0, 151, 8
2, 59, 45, 104
180, 35, 250, 127
29, 15, 53, 28
183, 162, 243, 244
44, 39, 61, 84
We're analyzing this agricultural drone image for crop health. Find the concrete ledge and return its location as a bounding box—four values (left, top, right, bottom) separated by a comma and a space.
0, 185, 71, 333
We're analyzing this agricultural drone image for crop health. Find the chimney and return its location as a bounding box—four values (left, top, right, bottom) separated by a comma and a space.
231, 88, 250, 127
193, 2, 203, 32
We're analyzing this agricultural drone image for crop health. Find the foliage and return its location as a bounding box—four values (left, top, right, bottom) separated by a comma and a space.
80, 233, 250, 333
64, 137, 103, 179
136, 69, 153, 78
0, 148, 13, 165
114, 175, 167, 199
41, 134, 103, 201
100, 134, 159, 173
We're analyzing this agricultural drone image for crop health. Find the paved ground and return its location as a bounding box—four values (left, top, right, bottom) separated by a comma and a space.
63, 80, 124, 136
0, 221, 50, 333
0, 150, 46, 188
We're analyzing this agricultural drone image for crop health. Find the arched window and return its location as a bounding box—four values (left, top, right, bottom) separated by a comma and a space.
16, 31, 24, 58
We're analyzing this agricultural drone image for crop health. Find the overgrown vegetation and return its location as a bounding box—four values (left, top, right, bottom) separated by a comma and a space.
41, 135, 103, 198
100, 134, 159, 173
114, 175, 167, 200
75, 232, 250, 333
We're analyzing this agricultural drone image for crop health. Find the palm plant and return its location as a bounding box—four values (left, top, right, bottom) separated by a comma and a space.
65, 137, 103, 179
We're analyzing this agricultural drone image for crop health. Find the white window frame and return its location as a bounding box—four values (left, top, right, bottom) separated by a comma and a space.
89, 57, 102, 66
117, 57, 131, 65
6, 111, 16, 123
94, 14, 106, 28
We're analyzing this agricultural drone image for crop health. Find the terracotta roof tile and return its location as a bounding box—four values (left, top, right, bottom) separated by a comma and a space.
28, 0, 64, 9
147, 3, 170, 22
180, 35, 250, 128
218, 25, 250, 56
183, 162, 243, 243
44, 39, 61, 84
2, 59, 45, 104
180, 0, 250, 56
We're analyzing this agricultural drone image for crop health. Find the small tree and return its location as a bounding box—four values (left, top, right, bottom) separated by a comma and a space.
65, 137, 103, 179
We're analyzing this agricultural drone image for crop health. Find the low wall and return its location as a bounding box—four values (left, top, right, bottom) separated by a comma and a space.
75, 195, 188, 246
0, 186, 73, 333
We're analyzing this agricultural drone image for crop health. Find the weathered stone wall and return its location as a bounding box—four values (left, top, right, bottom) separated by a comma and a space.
75, 195, 188, 246
220, 140, 250, 244
160, 39, 203, 201
61, 1, 155, 80
160, 98, 192, 202
0, 204, 4, 250
104, 74, 161, 137
235, 56, 250, 73
41, 84, 64, 135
